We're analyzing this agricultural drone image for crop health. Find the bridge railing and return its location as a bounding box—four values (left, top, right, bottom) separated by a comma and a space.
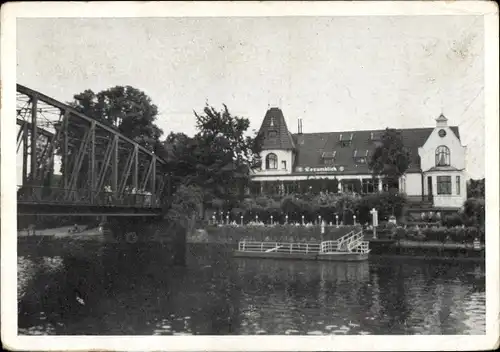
17, 185, 161, 208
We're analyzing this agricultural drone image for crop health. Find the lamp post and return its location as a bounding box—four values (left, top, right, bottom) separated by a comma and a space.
226, 214, 229, 225
285, 214, 288, 224
353, 215, 356, 225
212, 215, 215, 225
370, 208, 378, 239
270, 215, 274, 225
240, 215, 243, 226
335, 214, 339, 227
255, 214, 259, 223
302, 215, 305, 225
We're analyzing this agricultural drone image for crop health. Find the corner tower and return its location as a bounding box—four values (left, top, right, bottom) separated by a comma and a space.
256, 107, 296, 174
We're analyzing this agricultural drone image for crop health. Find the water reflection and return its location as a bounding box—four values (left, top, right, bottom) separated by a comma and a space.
18, 244, 485, 335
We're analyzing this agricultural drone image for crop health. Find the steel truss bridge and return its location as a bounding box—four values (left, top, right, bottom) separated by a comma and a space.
16, 84, 169, 216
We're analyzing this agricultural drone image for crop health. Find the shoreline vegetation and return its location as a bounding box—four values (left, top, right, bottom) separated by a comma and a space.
18, 223, 484, 263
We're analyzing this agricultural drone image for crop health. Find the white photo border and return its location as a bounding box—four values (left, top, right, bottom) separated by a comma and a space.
1, 1, 499, 351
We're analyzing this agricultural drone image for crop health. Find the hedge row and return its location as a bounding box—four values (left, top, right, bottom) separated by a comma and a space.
212, 191, 406, 225
389, 226, 484, 243
210, 194, 485, 228
203, 223, 484, 245
205, 224, 361, 243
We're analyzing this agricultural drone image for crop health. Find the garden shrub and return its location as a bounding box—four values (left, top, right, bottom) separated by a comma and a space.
462, 197, 485, 227
166, 184, 203, 225
398, 225, 484, 244
356, 192, 407, 224
442, 213, 463, 227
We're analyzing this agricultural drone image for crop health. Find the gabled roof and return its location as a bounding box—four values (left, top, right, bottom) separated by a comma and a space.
258, 108, 296, 150
292, 126, 460, 173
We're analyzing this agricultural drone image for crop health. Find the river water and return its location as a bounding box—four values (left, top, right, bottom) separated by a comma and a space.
18, 243, 485, 335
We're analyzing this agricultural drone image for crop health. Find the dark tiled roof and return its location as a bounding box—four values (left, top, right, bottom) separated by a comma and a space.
258, 108, 296, 150
291, 126, 461, 173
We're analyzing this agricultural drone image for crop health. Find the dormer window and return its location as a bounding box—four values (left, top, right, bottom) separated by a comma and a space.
322, 151, 336, 165
353, 150, 367, 164
339, 133, 353, 147
435, 145, 450, 166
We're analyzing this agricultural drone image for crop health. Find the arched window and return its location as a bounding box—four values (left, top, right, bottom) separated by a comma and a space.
435, 146, 450, 166
265, 153, 278, 169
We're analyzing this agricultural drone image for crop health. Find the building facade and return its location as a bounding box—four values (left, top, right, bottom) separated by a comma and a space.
251, 108, 467, 209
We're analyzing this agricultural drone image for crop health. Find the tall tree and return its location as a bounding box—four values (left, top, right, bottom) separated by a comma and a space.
194, 104, 262, 197
163, 104, 262, 206
368, 128, 411, 189
58, 86, 164, 190
467, 178, 485, 198
71, 86, 164, 153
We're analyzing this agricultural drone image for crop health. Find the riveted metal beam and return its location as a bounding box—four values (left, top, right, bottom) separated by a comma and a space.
67, 126, 92, 195
30, 96, 38, 183
90, 120, 96, 202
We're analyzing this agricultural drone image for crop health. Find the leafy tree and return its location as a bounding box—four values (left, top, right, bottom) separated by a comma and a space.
368, 128, 411, 189
467, 178, 485, 198
57, 86, 165, 191
462, 197, 485, 227
165, 184, 203, 224
163, 104, 262, 208
70, 86, 164, 153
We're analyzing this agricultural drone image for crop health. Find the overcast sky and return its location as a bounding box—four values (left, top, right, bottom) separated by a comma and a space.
16, 16, 485, 178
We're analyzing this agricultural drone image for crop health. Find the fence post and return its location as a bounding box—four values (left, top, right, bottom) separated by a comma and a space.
306, 243, 309, 254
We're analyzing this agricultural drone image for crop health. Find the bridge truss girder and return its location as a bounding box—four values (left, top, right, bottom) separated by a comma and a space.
16, 84, 168, 208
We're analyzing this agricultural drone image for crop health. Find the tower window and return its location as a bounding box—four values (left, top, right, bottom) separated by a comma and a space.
268, 130, 277, 138
435, 145, 450, 166
265, 153, 278, 170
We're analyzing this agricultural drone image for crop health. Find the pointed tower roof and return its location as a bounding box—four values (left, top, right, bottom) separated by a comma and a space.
436, 113, 448, 128
257, 107, 296, 150
436, 113, 448, 122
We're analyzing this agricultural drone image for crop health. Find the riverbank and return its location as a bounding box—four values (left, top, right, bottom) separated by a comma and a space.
15, 224, 485, 263
188, 225, 485, 262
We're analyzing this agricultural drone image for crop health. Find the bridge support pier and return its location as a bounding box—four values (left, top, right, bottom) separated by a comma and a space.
101, 216, 189, 267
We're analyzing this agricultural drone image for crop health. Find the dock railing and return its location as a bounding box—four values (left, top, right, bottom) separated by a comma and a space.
238, 241, 321, 254
238, 230, 370, 255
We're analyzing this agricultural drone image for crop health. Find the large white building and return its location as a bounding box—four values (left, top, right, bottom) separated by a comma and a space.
251, 108, 467, 209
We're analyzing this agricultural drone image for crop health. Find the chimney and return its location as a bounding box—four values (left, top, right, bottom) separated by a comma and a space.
298, 118, 303, 134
